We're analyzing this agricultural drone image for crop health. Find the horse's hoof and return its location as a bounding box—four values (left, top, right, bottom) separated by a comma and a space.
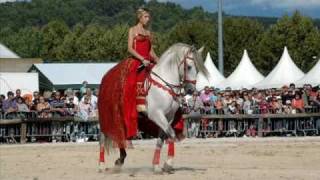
163, 162, 175, 174
114, 159, 124, 167
153, 165, 163, 174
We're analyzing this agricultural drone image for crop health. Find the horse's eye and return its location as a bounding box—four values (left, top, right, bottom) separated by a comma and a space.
187, 65, 192, 70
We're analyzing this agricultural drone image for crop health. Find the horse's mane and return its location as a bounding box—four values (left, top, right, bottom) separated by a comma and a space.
159, 43, 208, 76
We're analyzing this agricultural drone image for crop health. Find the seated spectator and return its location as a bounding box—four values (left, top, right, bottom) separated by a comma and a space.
37, 96, 51, 118
2, 91, 18, 118
78, 96, 95, 120
292, 93, 305, 113
16, 97, 30, 112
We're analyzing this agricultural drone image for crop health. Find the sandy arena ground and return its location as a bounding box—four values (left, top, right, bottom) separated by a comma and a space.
1, 137, 320, 180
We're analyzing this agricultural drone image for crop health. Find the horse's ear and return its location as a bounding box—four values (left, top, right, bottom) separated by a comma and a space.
198, 46, 205, 54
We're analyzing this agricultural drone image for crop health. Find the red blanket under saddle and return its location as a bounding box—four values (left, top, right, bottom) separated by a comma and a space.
98, 59, 184, 148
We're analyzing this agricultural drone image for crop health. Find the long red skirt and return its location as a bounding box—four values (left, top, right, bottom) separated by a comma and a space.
98, 59, 139, 148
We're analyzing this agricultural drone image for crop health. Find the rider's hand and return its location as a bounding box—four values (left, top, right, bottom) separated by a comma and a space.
142, 59, 150, 66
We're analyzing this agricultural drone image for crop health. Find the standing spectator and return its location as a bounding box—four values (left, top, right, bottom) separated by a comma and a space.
78, 96, 94, 120
292, 93, 305, 113
214, 96, 224, 114
0, 94, 5, 111
50, 91, 66, 116
187, 91, 203, 115
2, 91, 18, 118
80, 81, 88, 98
14, 89, 23, 101
269, 96, 282, 114
31, 91, 40, 111
37, 96, 51, 118
16, 97, 30, 112
200, 86, 212, 114
81, 88, 98, 111
243, 94, 253, 114
65, 88, 79, 105
259, 98, 269, 114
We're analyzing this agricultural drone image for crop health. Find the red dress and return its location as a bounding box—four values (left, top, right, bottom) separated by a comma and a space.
98, 34, 153, 148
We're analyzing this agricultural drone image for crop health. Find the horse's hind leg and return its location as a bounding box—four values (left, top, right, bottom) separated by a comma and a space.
98, 133, 106, 172
115, 148, 127, 167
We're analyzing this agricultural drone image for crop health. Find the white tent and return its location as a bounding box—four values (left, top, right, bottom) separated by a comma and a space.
295, 59, 320, 87
0, 43, 20, 58
196, 52, 225, 90
30, 63, 117, 89
217, 50, 264, 90
0, 73, 39, 96
254, 47, 305, 89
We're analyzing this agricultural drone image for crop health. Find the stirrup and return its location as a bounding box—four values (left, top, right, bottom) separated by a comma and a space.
137, 105, 147, 112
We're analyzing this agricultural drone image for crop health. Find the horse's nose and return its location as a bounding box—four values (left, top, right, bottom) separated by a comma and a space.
184, 83, 195, 92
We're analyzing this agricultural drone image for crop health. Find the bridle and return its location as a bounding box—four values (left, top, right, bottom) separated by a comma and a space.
147, 47, 197, 99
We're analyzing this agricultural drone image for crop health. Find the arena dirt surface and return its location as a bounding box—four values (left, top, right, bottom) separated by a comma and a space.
1, 137, 320, 180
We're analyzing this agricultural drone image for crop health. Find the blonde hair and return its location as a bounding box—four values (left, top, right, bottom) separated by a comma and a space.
136, 7, 150, 24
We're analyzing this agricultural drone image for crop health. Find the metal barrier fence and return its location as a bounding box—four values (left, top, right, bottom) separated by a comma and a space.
1, 108, 320, 143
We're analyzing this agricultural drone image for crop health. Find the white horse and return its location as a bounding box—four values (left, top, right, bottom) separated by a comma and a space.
99, 43, 207, 173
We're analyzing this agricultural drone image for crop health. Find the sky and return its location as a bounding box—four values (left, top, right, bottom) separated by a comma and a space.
156, 0, 320, 18
1, 0, 320, 18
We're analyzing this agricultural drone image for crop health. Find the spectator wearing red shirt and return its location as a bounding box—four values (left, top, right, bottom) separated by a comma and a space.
292, 93, 305, 113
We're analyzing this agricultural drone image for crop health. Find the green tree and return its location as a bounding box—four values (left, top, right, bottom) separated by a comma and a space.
41, 20, 70, 61
257, 11, 320, 74
223, 17, 264, 76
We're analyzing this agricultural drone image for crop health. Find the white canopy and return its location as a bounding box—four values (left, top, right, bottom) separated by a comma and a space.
0, 43, 20, 58
295, 59, 320, 87
196, 52, 225, 90
217, 50, 264, 90
254, 47, 305, 89
0, 73, 39, 96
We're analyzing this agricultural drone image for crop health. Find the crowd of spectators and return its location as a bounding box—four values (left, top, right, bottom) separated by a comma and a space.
183, 83, 320, 116
1, 82, 320, 121
0, 81, 98, 120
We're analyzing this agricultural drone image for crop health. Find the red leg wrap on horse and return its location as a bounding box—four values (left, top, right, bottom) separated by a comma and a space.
99, 146, 105, 163
168, 142, 175, 157
152, 149, 161, 165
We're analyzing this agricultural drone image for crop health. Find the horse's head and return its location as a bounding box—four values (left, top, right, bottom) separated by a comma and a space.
176, 44, 208, 93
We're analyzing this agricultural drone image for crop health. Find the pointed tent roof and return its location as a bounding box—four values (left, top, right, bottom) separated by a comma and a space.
295, 59, 320, 87
196, 52, 225, 90
217, 50, 264, 90
0, 43, 20, 58
254, 47, 305, 89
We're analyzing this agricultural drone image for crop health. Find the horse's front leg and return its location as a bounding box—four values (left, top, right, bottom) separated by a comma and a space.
163, 139, 175, 173
152, 137, 164, 173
